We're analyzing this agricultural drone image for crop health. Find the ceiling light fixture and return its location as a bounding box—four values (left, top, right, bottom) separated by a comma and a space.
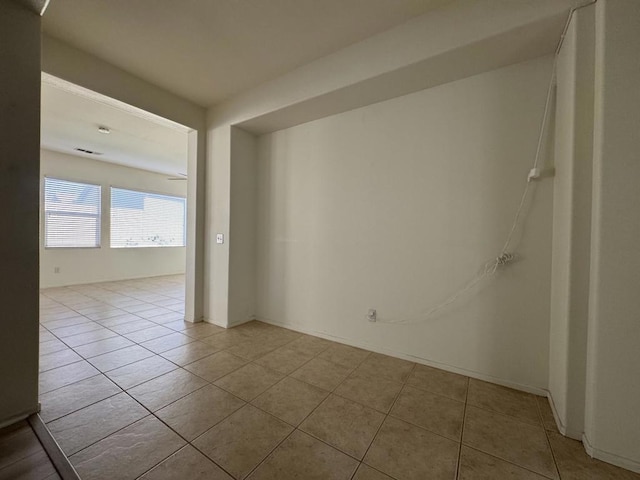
97, 126, 111, 134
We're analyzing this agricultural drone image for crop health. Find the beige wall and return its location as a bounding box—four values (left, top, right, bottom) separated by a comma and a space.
548, 4, 595, 439
255, 56, 555, 391
584, 0, 640, 471
0, 1, 41, 426
40, 149, 187, 288
227, 128, 258, 325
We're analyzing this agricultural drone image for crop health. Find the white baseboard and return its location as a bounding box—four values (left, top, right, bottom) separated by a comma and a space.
547, 392, 583, 439
40, 270, 186, 289
203, 313, 258, 329
204, 318, 228, 328
547, 392, 565, 434
546, 394, 640, 474
254, 316, 547, 397
582, 433, 640, 474
203, 316, 255, 329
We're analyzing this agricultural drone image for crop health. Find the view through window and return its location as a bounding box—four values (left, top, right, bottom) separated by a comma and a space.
110, 187, 186, 248
44, 177, 101, 248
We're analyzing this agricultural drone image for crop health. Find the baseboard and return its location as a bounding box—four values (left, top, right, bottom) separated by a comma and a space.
184, 315, 204, 324
227, 316, 256, 329
40, 270, 186, 289
547, 391, 568, 435
547, 392, 583, 439
203, 318, 225, 328
547, 392, 584, 441
206, 315, 256, 329
582, 433, 640, 474
29, 413, 80, 480
255, 316, 547, 396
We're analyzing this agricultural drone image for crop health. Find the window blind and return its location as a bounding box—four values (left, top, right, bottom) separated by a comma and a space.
110, 187, 186, 248
44, 178, 101, 248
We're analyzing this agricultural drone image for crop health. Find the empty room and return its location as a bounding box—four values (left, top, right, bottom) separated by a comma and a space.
1, 0, 639, 479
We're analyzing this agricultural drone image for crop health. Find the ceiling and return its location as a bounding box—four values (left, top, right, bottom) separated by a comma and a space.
41, 75, 189, 176
42, 0, 456, 107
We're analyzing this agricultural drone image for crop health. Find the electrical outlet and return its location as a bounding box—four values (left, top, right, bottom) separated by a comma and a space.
216, 233, 224, 244
367, 309, 377, 322
54, 267, 60, 274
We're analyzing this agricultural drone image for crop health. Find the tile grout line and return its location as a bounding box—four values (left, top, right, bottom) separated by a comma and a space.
240, 366, 350, 480
460, 403, 559, 480
42, 282, 568, 480
460, 399, 551, 429
125, 385, 242, 480
39, 283, 188, 396
464, 444, 558, 480
40, 305, 207, 388
42, 288, 183, 328
117, 329, 273, 477
53, 387, 161, 459
66, 412, 156, 461
204, 344, 375, 479
223, 412, 297, 479
455, 377, 470, 479
352, 361, 418, 480
51, 346, 193, 466
241, 345, 418, 478
41, 387, 123, 425
48, 281, 181, 306
38, 372, 105, 397
537, 396, 564, 480
43, 325, 277, 425
182, 367, 314, 479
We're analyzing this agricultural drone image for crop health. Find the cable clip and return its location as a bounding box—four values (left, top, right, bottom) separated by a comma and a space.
527, 168, 541, 182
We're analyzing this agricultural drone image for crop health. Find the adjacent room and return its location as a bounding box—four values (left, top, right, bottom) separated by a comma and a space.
39, 76, 190, 290
1, 0, 639, 479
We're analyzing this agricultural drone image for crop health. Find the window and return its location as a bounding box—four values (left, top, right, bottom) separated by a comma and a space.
44, 178, 102, 248
110, 188, 186, 248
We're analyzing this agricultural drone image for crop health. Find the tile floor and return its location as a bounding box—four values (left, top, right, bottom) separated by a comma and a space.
33, 275, 640, 480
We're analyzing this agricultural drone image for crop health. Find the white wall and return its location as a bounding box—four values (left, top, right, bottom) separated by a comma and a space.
548, 4, 594, 439
255, 56, 555, 391
40, 149, 187, 288
583, 0, 640, 471
0, 0, 40, 426
228, 128, 258, 324
206, 0, 576, 328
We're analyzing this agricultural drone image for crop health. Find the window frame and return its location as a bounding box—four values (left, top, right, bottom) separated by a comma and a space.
43, 176, 103, 249
109, 185, 187, 249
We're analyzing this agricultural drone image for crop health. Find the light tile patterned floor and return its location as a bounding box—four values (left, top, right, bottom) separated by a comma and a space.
32, 275, 640, 480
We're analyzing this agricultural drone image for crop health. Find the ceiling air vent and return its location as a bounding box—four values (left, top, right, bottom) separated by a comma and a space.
75, 147, 103, 155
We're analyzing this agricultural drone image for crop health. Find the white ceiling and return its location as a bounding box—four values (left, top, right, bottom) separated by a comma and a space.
41, 76, 189, 177
42, 0, 456, 107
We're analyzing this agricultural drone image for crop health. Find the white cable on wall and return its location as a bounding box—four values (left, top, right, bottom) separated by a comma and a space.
374, 4, 591, 325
